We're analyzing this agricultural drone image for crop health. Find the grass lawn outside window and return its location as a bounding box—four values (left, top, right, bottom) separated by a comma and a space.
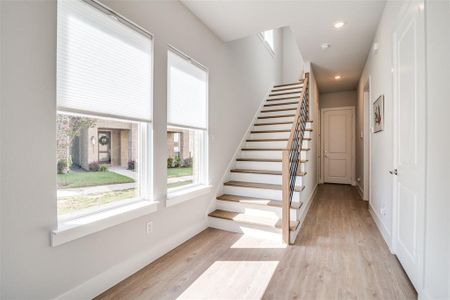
57, 170, 134, 189
167, 167, 192, 178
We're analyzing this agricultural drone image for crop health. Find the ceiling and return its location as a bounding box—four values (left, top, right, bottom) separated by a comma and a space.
181, 0, 386, 93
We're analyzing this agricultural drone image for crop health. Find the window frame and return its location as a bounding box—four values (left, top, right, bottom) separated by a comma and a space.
52, 0, 155, 246
166, 46, 209, 201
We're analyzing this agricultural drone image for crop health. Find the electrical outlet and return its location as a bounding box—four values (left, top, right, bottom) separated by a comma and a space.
380, 208, 386, 216
146, 221, 153, 234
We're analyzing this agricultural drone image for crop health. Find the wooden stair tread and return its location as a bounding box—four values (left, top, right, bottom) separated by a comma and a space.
251, 129, 290, 133
217, 194, 304, 210
246, 138, 288, 142
231, 169, 306, 176
241, 148, 310, 151
258, 114, 295, 119
271, 86, 303, 92
209, 209, 299, 230
217, 194, 282, 207
237, 158, 308, 163
261, 108, 297, 113
266, 96, 299, 102
269, 91, 301, 97
264, 101, 299, 107
244, 137, 311, 142
224, 180, 304, 192
254, 121, 292, 126
273, 81, 303, 88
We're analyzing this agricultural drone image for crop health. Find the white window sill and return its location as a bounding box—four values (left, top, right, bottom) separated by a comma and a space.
166, 184, 212, 207
51, 200, 158, 247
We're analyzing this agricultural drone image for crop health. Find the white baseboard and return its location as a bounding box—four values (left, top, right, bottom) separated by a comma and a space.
368, 204, 393, 252
55, 220, 208, 300
418, 290, 429, 300
356, 182, 364, 199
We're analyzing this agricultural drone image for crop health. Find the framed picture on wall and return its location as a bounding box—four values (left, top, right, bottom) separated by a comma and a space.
373, 95, 384, 133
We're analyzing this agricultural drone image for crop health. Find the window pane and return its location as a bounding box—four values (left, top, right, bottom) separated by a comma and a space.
167, 126, 203, 190
56, 112, 141, 217
262, 30, 274, 52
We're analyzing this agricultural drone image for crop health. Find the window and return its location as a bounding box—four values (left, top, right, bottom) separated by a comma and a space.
167, 48, 208, 192
260, 29, 275, 53
56, 0, 152, 220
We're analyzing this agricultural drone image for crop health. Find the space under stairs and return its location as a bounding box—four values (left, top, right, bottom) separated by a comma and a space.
209, 74, 313, 244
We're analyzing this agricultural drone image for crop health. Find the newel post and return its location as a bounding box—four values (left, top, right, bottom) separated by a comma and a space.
282, 150, 290, 244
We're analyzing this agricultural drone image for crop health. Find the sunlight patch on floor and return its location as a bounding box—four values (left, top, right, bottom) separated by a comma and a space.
230, 233, 287, 249
177, 261, 279, 300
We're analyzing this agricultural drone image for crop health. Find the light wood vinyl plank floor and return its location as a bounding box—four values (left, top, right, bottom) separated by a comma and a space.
96, 184, 417, 300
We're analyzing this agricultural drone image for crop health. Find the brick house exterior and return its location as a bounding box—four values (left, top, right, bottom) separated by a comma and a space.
167, 129, 191, 159
57, 115, 138, 171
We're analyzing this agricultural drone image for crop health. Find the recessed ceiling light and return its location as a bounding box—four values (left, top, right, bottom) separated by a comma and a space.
321, 43, 331, 50
334, 75, 342, 80
334, 21, 345, 29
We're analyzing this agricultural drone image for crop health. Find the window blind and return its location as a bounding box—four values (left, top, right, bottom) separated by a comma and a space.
57, 0, 153, 122
167, 49, 208, 130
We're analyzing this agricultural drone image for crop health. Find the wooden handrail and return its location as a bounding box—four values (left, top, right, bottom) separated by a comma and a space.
282, 72, 310, 244
286, 73, 309, 151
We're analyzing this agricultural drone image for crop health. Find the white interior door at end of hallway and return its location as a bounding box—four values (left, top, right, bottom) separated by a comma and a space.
392, 1, 425, 291
321, 107, 354, 185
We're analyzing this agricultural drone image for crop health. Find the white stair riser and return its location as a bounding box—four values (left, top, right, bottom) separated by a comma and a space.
270, 88, 302, 95
259, 110, 297, 117
249, 132, 290, 139
265, 98, 300, 105
253, 123, 292, 131
229, 172, 303, 186
245, 141, 288, 148
267, 94, 301, 101
239, 150, 307, 160
262, 103, 298, 111
245, 139, 309, 149
216, 200, 299, 219
256, 116, 295, 124
235, 161, 306, 172
208, 217, 282, 239
223, 185, 300, 202
271, 84, 303, 92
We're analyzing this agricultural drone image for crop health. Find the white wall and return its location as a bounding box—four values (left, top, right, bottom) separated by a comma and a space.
0, 1, 295, 299
319, 90, 357, 109
0, 1, 3, 296
357, 1, 407, 245
282, 26, 305, 83
357, 0, 450, 298
422, 1, 450, 299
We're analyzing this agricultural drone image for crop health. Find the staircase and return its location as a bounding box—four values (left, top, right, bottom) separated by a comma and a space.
209, 73, 313, 244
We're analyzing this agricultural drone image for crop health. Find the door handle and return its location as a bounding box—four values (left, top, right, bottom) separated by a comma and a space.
389, 169, 398, 175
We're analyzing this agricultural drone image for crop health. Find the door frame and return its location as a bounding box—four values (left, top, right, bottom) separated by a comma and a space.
363, 77, 372, 201
320, 106, 356, 185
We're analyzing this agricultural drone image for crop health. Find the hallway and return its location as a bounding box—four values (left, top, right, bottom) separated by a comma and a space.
97, 184, 416, 299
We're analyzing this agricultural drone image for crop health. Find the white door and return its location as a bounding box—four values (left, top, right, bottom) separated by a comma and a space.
393, 1, 425, 290
322, 107, 354, 184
